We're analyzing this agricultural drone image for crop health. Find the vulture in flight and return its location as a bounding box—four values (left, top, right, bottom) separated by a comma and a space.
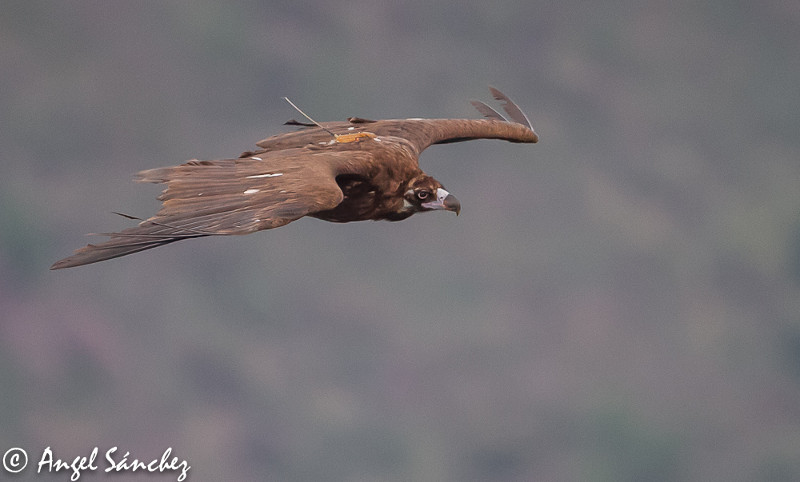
51, 87, 538, 269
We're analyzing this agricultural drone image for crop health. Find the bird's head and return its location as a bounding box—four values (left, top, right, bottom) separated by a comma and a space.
401, 175, 461, 216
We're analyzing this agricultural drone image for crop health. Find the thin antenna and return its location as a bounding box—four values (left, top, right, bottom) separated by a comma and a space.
282, 97, 337, 138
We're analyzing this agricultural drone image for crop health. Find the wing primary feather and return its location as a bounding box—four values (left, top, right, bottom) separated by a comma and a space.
470, 100, 507, 121
90, 232, 198, 239
112, 212, 219, 236
84, 236, 201, 249
50, 235, 200, 269
488, 86, 532, 129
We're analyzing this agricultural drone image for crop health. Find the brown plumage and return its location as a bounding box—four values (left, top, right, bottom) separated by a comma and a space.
51, 87, 538, 269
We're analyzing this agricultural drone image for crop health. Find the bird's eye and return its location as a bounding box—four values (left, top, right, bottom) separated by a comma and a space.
416, 190, 430, 200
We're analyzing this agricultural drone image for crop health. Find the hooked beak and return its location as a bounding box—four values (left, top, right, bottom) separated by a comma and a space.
422, 188, 461, 216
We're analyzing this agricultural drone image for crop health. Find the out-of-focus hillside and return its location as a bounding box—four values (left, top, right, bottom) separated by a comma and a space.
2, 1, 799, 480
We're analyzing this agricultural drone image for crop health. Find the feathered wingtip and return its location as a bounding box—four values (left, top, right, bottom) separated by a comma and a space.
49, 212, 210, 270
470, 87, 536, 140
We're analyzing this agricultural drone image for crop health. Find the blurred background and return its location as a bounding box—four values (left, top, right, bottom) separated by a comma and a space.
2, 1, 800, 480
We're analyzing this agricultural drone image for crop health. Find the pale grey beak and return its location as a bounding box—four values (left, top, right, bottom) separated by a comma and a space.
421, 188, 461, 215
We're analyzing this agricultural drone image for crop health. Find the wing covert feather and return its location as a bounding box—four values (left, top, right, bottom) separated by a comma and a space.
137, 153, 346, 234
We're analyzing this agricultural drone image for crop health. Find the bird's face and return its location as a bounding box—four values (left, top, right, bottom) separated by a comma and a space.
402, 175, 461, 216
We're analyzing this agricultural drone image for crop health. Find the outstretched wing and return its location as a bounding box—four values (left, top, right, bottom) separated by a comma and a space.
253, 87, 538, 156
51, 149, 363, 269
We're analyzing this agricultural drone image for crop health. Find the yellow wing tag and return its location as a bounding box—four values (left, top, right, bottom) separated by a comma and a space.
335, 132, 377, 143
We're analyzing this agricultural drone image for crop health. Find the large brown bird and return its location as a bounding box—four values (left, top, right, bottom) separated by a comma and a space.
51, 87, 538, 269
